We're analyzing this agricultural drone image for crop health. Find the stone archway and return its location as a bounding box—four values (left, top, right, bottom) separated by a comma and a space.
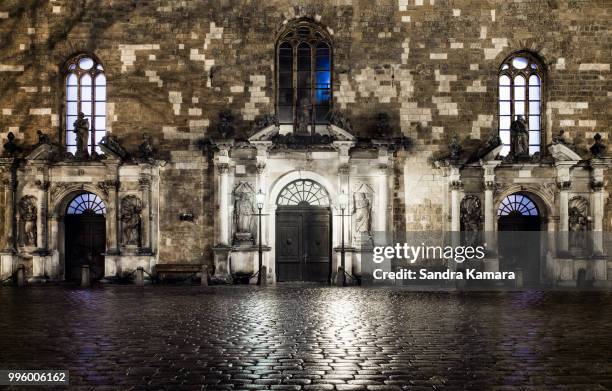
267, 171, 339, 283
496, 192, 544, 285
63, 192, 107, 281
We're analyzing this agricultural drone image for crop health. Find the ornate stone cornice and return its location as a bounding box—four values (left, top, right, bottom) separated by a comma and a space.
34, 180, 51, 191
217, 163, 230, 174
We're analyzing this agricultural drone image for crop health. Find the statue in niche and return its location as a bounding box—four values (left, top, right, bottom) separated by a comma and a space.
233, 183, 255, 245
18, 195, 37, 247
568, 196, 588, 253
296, 98, 312, 135
460, 195, 482, 246
353, 192, 372, 246
72, 112, 90, 159
121, 195, 142, 246
510, 115, 529, 158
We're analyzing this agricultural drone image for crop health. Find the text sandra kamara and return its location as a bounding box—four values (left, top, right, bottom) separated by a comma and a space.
373, 268, 516, 281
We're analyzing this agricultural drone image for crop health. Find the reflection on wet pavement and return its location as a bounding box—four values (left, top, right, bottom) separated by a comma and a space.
0, 285, 610, 390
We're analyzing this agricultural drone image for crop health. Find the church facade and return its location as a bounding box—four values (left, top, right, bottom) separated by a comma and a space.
0, 1, 610, 286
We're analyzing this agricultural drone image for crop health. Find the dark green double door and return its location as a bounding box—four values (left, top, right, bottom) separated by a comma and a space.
276, 207, 331, 282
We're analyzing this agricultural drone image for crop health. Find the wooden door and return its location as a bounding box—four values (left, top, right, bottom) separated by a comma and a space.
276, 207, 331, 282
65, 213, 106, 281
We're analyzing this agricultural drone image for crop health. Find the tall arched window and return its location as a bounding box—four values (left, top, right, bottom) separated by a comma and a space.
64, 54, 106, 155
277, 20, 332, 130
498, 52, 543, 156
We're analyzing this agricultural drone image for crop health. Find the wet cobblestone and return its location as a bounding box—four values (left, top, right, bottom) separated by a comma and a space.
0, 285, 611, 390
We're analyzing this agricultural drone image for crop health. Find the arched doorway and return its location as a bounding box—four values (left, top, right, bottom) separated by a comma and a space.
275, 179, 332, 282
497, 193, 541, 285
64, 193, 107, 281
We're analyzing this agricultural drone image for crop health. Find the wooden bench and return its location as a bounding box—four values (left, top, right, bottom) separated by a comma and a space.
155, 264, 206, 281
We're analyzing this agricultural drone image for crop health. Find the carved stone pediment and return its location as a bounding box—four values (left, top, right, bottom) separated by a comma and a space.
548, 143, 582, 162
25, 142, 63, 161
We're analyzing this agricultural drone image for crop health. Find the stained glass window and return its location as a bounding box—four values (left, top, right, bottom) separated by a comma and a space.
498, 52, 543, 156
277, 21, 332, 127
277, 180, 330, 206
497, 194, 539, 216
65, 54, 106, 155
66, 193, 106, 215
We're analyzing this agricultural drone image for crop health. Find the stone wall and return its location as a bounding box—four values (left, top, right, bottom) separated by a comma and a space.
0, 0, 609, 262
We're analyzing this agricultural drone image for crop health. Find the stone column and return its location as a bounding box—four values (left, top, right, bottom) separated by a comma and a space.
375, 147, 390, 235
218, 163, 230, 246
449, 167, 463, 233
591, 176, 605, 257
557, 180, 571, 255
106, 180, 120, 254
482, 161, 501, 255
36, 179, 50, 253
139, 174, 152, 252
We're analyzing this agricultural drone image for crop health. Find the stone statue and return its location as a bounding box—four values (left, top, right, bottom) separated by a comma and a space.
100, 134, 129, 160
327, 109, 353, 133
36, 130, 51, 145
3, 132, 20, 156
510, 115, 529, 157
256, 114, 279, 130
138, 133, 154, 161
552, 129, 567, 145
121, 195, 142, 246
216, 110, 235, 138
568, 196, 588, 253
18, 195, 37, 247
353, 192, 372, 245
448, 135, 463, 160
72, 112, 90, 158
460, 195, 482, 245
233, 188, 255, 245
296, 98, 312, 135
375, 112, 392, 138
589, 133, 607, 158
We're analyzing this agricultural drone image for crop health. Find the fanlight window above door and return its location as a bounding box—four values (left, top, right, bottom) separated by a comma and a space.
277, 179, 330, 206
67, 193, 106, 215
497, 194, 539, 216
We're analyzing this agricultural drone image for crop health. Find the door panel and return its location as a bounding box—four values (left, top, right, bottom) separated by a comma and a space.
498, 216, 540, 284
276, 207, 330, 282
65, 215, 106, 281
276, 213, 302, 281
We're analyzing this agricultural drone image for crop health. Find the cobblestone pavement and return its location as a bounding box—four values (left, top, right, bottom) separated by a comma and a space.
0, 285, 611, 390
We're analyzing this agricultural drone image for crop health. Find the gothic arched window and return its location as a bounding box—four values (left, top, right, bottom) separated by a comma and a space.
498, 52, 543, 156
64, 54, 106, 155
277, 20, 332, 129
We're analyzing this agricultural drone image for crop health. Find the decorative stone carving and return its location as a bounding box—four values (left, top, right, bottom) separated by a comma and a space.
327, 109, 353, 133
352, 190, 372, 246
97, 180, 119, 198
591, 180, 604, 191
271, 132, 335, 149
449, 180, 464, 191
476, 129, 502, 159
100, 134, 129, 160
510, 115, 529, 158
18, 195, 37, 247
50, 182, 71, 202
460, 195, 482, 245
216, 110, 235, 138
232, 182, 255, 245
73, 112, 90, 159
557, 181, 572, 191
589, 133, 607, 158
2, 132, 21, 156
121, 195, 142, 246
